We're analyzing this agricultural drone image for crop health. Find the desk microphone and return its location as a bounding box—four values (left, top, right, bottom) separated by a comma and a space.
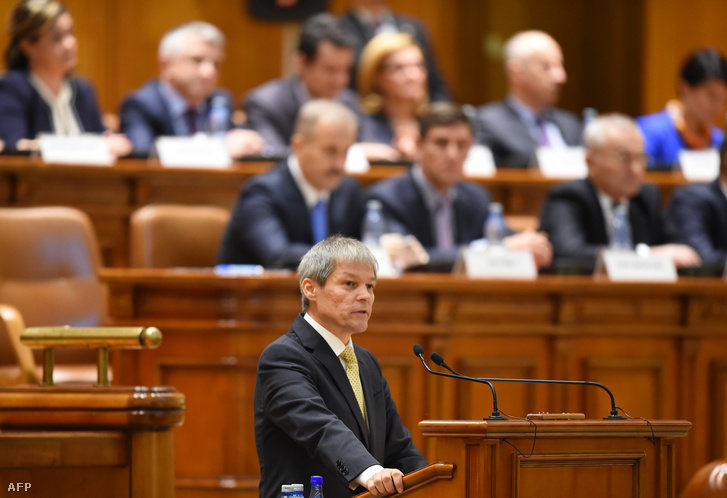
429, 351, 625, 420
413, 344, 506, 420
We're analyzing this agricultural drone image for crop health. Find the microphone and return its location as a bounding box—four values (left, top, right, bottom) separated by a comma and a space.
413, 344, 506, 420
430, 352, 624, 420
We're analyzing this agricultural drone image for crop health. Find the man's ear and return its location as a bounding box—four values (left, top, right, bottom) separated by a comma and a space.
301, 277, 317, 303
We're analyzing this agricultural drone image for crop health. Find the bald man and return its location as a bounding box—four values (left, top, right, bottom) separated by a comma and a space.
474, 30, 582, 168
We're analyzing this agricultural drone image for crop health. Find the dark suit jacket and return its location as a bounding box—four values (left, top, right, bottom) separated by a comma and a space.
255, 314, 428, 498
539, 178, 679, 272
0, 70, 105, 152
338, 12, 450, 103
243, 77, 360, 158
119, 79, 235, 156
367, 169, 496, 271
668, 178, 727, 267
474, 99, 583, 168
217, 162, 366, 268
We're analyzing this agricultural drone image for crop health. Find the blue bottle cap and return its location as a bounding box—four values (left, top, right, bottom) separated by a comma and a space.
310, 475, 323, 485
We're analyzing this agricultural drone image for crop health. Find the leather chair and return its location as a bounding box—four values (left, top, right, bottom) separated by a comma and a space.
129, 204, 230, 268
0, 304, 38, 385
681, 459, 727, 497
0, 207, 106, 378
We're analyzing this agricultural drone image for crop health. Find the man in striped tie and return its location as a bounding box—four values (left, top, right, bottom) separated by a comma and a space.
254, 236, 428, 498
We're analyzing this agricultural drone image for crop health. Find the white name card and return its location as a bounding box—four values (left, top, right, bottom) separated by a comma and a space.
678, 148, 720, 182
536, 146, 587, 178
599, 250, 677, 282
463, 145, 496, 178
39, 134, 114, 166
460, 246, 537, 280
345, 144, 371, 173
156, 135, 232, 168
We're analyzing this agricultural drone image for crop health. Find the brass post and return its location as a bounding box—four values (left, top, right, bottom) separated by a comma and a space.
97, 348, 110, 387
42, 348, 55, 386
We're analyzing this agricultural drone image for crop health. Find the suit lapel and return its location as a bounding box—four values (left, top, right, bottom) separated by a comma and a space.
153, 81, 177, 136
280, 165, 315, 242
583, 180, 609, 245
294, 316, 371, 448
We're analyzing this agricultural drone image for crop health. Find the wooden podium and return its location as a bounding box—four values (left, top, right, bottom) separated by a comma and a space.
0, 385, 184, 498
356, 419, 691, 498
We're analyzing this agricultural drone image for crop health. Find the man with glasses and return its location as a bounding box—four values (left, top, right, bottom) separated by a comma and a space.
539, 113, 701, 272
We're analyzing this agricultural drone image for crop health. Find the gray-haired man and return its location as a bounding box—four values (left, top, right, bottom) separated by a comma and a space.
254, 236, 427, 498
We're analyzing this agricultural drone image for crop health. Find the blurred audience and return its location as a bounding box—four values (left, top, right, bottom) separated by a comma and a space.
540, 114, 701, 272
339, 0, 450, 103
356, 33, 428, 162
244, 13, 359, 158
668, 133, 727, 269
119, 21, 264, 158
474, 30, 582, 168
0, 0, 131, 155
637, 48, 727, 169
367, 102, 552, 272
218, 99, 366, 268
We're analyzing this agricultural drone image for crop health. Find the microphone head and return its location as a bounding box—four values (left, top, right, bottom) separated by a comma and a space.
413, 344, 424, 357
430, 352, 444, 366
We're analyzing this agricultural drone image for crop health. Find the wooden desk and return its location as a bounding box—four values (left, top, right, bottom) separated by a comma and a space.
0, 385, 184, 498
100, 270, 727, 498
1, 156, 689, 266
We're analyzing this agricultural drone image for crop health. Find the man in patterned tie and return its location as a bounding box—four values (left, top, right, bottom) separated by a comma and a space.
254, 236, 428, 498
218, 99, 366, 268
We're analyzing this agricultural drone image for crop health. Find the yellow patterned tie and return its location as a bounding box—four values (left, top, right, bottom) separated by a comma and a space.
340, 346, 366, 422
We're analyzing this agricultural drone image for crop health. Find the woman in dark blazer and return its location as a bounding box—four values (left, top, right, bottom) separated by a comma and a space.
0, 0, 130, 155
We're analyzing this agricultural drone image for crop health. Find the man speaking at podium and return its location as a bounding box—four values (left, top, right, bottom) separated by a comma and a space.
254, 236, 427, 498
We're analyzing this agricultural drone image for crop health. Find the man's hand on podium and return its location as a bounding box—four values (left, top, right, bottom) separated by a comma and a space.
366, 468, 404, 495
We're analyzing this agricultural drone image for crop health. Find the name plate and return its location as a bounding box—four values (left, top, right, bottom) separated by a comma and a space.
599, 250, 677, 282
460, 247, 537, 279
39, 134, 114, 165
344, 144, 371, 173
536, 146, 587, 178
463, 145, 496, 178
156, 135, 232, 168
679, 149, 719, 182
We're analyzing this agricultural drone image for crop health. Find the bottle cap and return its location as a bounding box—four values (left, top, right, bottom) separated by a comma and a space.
291, 484, 304, 491
489, 202, 503, 213
281, 485, 293, 492
366, 199, 382, 210
210, 95, 227, 107
310, 475, 323, 485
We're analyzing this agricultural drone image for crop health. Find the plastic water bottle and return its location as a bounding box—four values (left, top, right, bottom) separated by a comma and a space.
281, 484, 293, 498
291, 484, 305, 498
309, 476, 324, 498
208, 95, 229, 137
484, 202, 506, 247
362, 200, 386, 247
610, 203, 631, 250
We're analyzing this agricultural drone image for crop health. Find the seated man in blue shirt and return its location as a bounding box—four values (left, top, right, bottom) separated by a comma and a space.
120, 22, 264, 157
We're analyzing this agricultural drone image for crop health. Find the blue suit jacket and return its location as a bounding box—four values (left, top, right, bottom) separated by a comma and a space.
243, 77, 360, 158
668, 178, 727, 267
254, 314, 427, 498
217, 162, 366, 268
366, 169, 495, 271
119, 79, 235, 156
0, 70, 105, 152
474, 99, 583, 168
338, 11, 451, 103
539, 178, 680, 272
637, 109, 723, 169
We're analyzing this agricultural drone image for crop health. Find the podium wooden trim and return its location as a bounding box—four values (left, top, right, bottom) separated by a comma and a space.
355, 419, 690, 498
0, 385, 184, 498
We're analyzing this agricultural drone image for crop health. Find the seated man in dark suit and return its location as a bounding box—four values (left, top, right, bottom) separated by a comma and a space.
218, 99, 366, 268
367, 102, 552, 271
255, 235, 428, 498
668, 136, 727, 269
119, 22, 264, 157
540, 113, 701, 272
338, 0, 450, 103
244, 14, 360, 158
474, 30, 582, 168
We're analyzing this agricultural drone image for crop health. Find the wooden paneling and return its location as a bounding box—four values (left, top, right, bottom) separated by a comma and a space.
102, 271, 726, 497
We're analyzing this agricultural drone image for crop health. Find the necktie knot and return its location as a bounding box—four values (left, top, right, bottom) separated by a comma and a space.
339, 345, 357, 365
